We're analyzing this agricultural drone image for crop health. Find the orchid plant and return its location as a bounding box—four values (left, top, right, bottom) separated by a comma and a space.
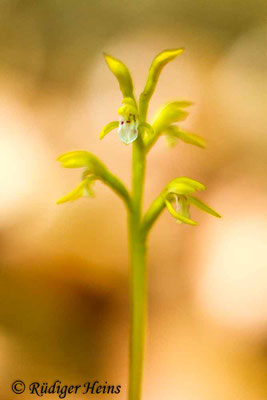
57, 49, 221, 400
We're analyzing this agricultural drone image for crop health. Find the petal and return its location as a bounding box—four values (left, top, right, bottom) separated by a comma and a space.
188, 195, 221, 218
165, 199, 197, 225
57, 179, 94, 204
104, 53, 134, 98
99, 121, 119, 140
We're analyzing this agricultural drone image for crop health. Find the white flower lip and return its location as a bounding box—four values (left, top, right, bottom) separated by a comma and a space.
118, 115, 139, 145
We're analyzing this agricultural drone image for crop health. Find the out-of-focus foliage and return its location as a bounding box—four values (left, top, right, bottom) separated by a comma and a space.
0, 0, 265, 90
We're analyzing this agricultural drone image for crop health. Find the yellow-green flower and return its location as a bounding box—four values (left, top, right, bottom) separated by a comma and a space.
118, 114, 139, 144
164, 177, 221, 225
57, 150, 130, 207
100, 97, 139, 145
56, 151, 101, 204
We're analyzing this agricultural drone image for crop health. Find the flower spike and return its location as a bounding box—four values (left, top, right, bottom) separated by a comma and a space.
57, 49, 222, 400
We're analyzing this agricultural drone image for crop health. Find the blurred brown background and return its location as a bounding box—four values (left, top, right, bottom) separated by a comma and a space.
0, 0, 266, 399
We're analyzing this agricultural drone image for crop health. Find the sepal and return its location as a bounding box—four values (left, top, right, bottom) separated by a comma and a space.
99, 121, 119, 140
187, 195, 221, 218
165, 126, 206, 148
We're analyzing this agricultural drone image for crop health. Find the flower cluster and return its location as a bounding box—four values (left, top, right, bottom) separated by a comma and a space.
57, 48, 220, 226
99, 51, 205, 150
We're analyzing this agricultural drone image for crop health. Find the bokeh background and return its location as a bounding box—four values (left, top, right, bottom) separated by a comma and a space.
0, 0, 266, 399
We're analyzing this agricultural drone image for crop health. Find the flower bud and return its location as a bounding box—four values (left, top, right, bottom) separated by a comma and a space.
104, 53, 134, 98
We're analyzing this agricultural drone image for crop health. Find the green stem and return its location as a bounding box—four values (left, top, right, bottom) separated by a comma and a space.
128, 136, 146, 400
141, 194, 166, 238
102, 168, 131, 210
